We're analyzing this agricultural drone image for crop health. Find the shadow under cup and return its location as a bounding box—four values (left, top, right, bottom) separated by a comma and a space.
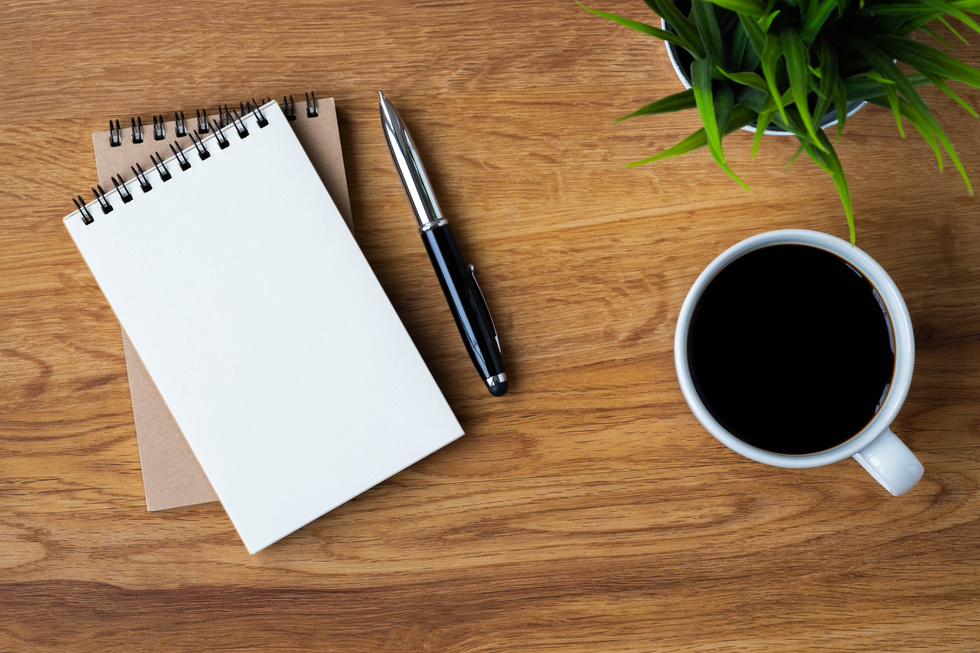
685, 243, 896, 457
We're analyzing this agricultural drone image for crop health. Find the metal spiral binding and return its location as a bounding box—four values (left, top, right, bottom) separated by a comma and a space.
283, 95, 297, 121
92, 185, 113, 214
79, 98, 278, 224
131, 163, 152, 192
218, 105, 233, 128
188, 130, 210, 159
149, 152, 171, 181
73, 196, 94, 225
196, 108, 210, 133
250, 98, 269, 127
109, 120, 122, 147
210, 119, 230, 149
111, 174, 133, 203
169, 142, 191, 170
230, 110, 249, 138
175, 111, 187, 137
152, 115, 166, 141
108, 93, 318, 146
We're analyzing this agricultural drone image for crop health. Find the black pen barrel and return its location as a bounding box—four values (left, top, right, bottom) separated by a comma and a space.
421, 223, 506, 394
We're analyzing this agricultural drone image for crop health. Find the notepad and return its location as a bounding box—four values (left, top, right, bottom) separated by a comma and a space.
91, 96, 353, 511
64, 101, 463, 553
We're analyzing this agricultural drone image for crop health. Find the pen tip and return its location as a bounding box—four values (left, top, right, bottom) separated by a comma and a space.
379, 91, 386, 102
488, 379, 509, 397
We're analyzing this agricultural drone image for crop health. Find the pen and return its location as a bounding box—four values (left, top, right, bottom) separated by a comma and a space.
379, 91, 509, 397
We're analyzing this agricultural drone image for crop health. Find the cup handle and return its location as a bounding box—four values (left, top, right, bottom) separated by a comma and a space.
852, 429, 923, 496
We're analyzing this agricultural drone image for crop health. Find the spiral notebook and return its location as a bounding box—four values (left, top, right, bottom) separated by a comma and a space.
92, 95, 352, 511
65, 101, 464, 553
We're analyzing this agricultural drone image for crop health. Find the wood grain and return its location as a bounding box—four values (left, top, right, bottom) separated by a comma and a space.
1, 1, 978, 651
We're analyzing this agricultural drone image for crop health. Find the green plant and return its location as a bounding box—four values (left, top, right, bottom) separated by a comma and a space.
582, 0, 980, 243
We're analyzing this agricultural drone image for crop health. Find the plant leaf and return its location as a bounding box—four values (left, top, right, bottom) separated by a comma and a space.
736, 85, 770, 112
857, 4, 940, 17
717, 8, 740, 36
742, 31, 763, 71
764, 87, 806, 128
691, 0, 726, 63
692, 57, 750, 189
692, 57, 723, 161
848, 35, 973, 194
813, 39, 839, 131
578, 4, 698, 55
800, 0, 837, 44
832, 74, 848, 141
842, 74, 928, 101
781, 28, 827, 151
937, 15, 969, 45
752, 107, 777, 155
768, 89, 809, 137
614, 89, 698, 122
868, 95, 943, 169
924, 72, 980, 117
626, 104, 757, 165
738, 12, 767, 54
897, 14, 944, 36
803, 131, 855, 244
718, 69, 770, 91
628, 130, 710, 164
641, 0, 707, 59
919, 25, 954, 50
761, 34, 789, 124
918, 0, 980, 36
859, 71, 897, 85
883, 80, 906, 138
783, 143, 806, 169
714, 84, 736, 132
704, 0, 767, 16
871, 34, 980, 88
732, 19, 750, 70
758, 10, 781, 33
744, 45, 763, 73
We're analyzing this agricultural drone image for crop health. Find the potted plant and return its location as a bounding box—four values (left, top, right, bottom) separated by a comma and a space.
582, 0, 980, 243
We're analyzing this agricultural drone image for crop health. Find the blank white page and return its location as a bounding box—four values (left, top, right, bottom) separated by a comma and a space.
64, 102, 463, 553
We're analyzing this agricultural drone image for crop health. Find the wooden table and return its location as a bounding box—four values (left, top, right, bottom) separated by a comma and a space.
2, 1, 978, 650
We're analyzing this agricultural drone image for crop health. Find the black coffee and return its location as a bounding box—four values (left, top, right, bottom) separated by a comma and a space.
687, 244, 895, 455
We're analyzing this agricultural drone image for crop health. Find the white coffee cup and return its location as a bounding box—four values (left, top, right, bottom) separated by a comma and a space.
674, 230, 923, 495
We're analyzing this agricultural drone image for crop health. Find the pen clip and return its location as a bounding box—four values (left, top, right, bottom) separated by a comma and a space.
468, 264, 502, 355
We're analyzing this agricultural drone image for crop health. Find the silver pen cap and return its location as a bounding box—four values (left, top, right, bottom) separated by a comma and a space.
379, 91, 444, 230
